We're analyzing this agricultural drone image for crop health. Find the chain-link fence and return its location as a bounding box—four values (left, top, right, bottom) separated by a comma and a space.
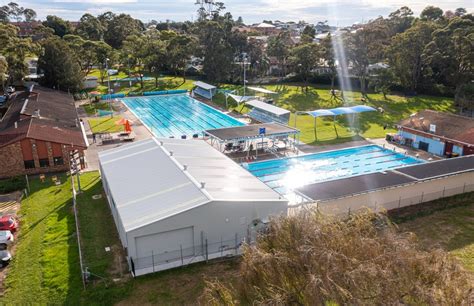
311, 183, 474, 217
131, 234, 245, 275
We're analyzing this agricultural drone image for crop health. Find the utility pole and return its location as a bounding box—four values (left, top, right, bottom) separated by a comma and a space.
105, 58, 113, 118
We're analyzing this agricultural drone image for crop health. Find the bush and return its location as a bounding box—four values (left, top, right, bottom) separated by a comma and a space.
202, 210, 471, 305
0, 176, 26, 194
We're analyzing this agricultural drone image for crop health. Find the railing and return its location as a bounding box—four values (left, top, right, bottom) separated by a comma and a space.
131, 235, 245, 275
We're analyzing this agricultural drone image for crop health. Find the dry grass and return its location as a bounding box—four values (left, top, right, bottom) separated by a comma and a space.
202, 210, 472, 305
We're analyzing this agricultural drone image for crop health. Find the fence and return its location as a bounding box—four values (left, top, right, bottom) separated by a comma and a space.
131, 234, 245, 276
300, 182, 474, 217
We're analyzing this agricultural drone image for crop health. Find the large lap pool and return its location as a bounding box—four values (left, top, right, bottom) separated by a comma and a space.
122, 94, 244, 138
242, 145, 424, 197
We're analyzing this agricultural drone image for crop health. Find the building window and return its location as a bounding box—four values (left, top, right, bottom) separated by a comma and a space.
39, 159, 50, 167
24, 160, 35, 169
53, 156, 64, 166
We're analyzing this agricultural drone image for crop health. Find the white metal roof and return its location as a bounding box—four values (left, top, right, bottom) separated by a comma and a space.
99, 138, 285, 232
247, 86, 277, 94
193, 81, 216, 90
245, 99, 291, 116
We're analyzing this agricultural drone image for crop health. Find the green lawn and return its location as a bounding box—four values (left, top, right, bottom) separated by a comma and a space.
88, 116, 124, 134
2, 174, 82, 304
393, 193, 474, 273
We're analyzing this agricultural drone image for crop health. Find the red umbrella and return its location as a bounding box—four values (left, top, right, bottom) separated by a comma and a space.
124, 120, 132, 133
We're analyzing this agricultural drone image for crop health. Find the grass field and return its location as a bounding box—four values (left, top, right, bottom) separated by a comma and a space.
2, 173, 82, 304
88, 116, 124, 134
394, 193, 474, 273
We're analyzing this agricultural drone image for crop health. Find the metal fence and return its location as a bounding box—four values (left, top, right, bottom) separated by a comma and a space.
311, 183, 474, 217
131, 234, 245, 275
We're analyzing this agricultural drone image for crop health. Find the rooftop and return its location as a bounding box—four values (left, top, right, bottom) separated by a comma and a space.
398, 110, 474, 145
205, 123, 299, 142
98, 138, 286, 232
0, 86, 86, 148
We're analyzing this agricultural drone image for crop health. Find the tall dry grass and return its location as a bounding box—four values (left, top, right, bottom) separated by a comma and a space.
202, 210, 472, 305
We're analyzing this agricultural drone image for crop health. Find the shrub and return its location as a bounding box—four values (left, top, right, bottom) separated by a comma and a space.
0, 176, 26, 194
202, 210, 471, 305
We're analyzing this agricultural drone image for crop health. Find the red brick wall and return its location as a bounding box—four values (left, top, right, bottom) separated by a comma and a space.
0, 139, 85, 179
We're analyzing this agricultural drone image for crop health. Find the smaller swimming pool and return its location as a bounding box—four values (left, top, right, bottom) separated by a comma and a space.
242, 145, 424, 197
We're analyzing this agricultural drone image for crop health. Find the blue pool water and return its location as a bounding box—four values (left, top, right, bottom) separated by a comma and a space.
242, 145, 424, 196
122, 94, 244, 138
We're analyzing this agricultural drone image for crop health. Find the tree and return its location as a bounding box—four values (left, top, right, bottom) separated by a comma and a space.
300, 25, 316, 44
320, 34, 337, 89
166, 33, 197, 82
455, 8, 467, 17
387, 6, 414, 34
388, 21, 437, 93
141, 30, 166, 88
267, 31, 291, 77
289, 43, 319, 90
197, 20, 235, 83
122, 34, 148, 88
38, 37, 83, 91
420, 6, 444, 21
423, 15, 474, 107
76, 14, 104, 41
0, 2, 36, 22
0, 56, 7, 91
104, 13, 144, 48
94, 41, 115, 84
370, 68, 394, 99
203, 210, 471, 305
43, 15, 72, 37
63, 34, 98, 75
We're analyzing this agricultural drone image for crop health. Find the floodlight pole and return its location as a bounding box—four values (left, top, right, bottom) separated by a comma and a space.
105, 58, 113, 118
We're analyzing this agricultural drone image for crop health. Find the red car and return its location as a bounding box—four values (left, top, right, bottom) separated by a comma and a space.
0, 216, 18, 232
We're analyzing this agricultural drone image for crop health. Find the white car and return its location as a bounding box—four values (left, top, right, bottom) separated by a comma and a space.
6, 86, 15, 94
0, 230, 14, 249
0, 250, 11, 267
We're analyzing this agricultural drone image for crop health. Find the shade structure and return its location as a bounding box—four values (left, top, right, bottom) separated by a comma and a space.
298, 105, 378, 140
247, 86, 277, 94
226, 93, 256, 106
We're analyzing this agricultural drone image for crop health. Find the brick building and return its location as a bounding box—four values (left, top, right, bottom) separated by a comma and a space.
0, 86, 88, 179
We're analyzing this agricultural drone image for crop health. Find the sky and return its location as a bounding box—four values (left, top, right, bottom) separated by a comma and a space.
6, 0, 474, 26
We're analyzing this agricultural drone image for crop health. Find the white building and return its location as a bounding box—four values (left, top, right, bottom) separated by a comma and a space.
99, 138, 287, 276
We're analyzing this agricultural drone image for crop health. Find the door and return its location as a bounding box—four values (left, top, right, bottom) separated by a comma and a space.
135, 226, 194, 261
444, 142, 454, 156
418, 141, 429, 152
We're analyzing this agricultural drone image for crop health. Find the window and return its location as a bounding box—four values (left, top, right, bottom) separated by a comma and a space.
24, 160, 35, 169
39, 158, 50, 168
53, 156, 64, 166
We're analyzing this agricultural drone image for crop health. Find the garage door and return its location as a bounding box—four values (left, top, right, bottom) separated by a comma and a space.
135, 226, 194, 260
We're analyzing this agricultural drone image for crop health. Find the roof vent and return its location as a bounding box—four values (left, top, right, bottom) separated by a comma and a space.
33, 109, 40, 118
159, 141, 163, 146
183, 165, 188, 171
200, 182, 206, 189
169, 151, 173, 156
14, 121, 17, 129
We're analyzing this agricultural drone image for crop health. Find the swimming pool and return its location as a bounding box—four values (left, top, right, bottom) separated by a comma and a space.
242, 145, 424, 196
122, 94, 244, 138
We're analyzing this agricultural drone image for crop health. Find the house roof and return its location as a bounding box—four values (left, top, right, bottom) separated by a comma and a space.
398, 110, 474, 145
0, 86, 86, 148
99, 138, 286, 232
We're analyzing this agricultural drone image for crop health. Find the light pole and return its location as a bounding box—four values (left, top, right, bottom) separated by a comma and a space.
242, 52, 250, 96
105, 58, 113, 117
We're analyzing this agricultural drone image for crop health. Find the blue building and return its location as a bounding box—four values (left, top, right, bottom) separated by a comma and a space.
397, 110, 474, 157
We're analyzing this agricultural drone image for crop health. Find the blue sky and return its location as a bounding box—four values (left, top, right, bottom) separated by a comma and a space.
7, 0, 474, 25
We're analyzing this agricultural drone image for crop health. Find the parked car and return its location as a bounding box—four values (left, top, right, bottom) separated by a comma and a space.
6, 86, 15, 94
0, 215, 18, 232
0, 250, 11, 267
0, 230, 13, 249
